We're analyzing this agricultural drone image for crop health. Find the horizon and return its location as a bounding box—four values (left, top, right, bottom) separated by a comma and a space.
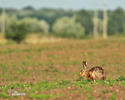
0, 0, 125, 10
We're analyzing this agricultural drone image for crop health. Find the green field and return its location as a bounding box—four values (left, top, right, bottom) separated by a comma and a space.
0, 38, 125, 100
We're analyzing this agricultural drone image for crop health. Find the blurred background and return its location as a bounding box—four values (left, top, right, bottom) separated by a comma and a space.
0, 0, 125, 44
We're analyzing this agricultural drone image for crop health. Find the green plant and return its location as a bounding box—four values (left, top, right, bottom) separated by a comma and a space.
29, 94, 56, 99
5, 18, 28, 43
102, 89, 109, 94
109, 92, 117, 100
52, 17, 85, 38
0, 92, 10, 98
116, 76, 125, 81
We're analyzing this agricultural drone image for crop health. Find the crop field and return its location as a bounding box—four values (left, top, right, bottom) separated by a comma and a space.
0, 38, 125, 100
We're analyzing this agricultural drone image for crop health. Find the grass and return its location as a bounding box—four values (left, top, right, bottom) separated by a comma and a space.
0, 38, 125, 99
0, 77, 124, 99
109, 92, 117, 100
29, 94, 57, 99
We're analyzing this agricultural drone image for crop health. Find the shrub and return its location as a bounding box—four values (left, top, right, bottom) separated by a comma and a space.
52, 17, 85, 38
5, 17, 28, 43
21, 18, 49, 33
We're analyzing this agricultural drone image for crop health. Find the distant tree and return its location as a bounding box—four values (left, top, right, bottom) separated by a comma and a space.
39, 20, 50, 34
5, 16, 28, 43
21, 17, 41, 33
20, 17, 49, 33
108, 7, 125, 35
75, 10, 93, 34
52, 17, 85, 38
23, 6, 35, 11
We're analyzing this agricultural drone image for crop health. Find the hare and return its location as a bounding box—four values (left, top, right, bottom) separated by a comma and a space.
80, 61, 106, 81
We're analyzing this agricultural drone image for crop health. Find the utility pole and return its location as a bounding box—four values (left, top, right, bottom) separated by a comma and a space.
93, 8, 98, 39
1, 6, 6, 33
103, 0, 108, 39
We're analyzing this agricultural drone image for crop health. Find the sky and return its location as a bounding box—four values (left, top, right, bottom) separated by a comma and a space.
0, 0, 125, 10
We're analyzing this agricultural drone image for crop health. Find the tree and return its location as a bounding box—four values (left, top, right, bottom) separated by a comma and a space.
108, 7, 125, 35
23, 6, 35, 11
75, 10, 93, 34
5, 16, 28, 43
52, 17, 85, 38
39, 20, 49, 34
21, 17, 41, 33
21, 17, 49, 33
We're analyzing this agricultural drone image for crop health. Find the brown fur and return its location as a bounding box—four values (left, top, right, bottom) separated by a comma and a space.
80, 61, 106, 81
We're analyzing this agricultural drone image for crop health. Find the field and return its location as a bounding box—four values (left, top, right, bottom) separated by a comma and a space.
0, 38, 125, 100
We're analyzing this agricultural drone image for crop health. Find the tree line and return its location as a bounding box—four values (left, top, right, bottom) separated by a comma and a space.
0, 6, 125, 43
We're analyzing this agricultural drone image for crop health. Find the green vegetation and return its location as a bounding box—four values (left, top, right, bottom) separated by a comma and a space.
4, 16, 50, 43
0, 7, 125, 39
5, 17, 28, 43
0, 38, 125, 99
75, 10, 93, 34
108, 7, 125, 35
52, 16, 84, 38
0, 77, 124, 99
0, 92, 10, 98
109, 92, 117, 100
29, 94, 57, 99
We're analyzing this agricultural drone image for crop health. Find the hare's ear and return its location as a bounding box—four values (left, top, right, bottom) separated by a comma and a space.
82, 61, 87, 69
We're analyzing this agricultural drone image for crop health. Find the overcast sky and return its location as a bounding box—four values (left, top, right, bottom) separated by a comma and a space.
0, 0, 125, 10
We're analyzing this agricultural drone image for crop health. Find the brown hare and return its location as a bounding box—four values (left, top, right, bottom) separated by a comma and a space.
80, 61, 106, 81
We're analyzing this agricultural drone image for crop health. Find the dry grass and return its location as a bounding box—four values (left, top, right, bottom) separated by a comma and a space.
24, 34, 64, 44
0, 34, 64, 44
0, 33, 7, 44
